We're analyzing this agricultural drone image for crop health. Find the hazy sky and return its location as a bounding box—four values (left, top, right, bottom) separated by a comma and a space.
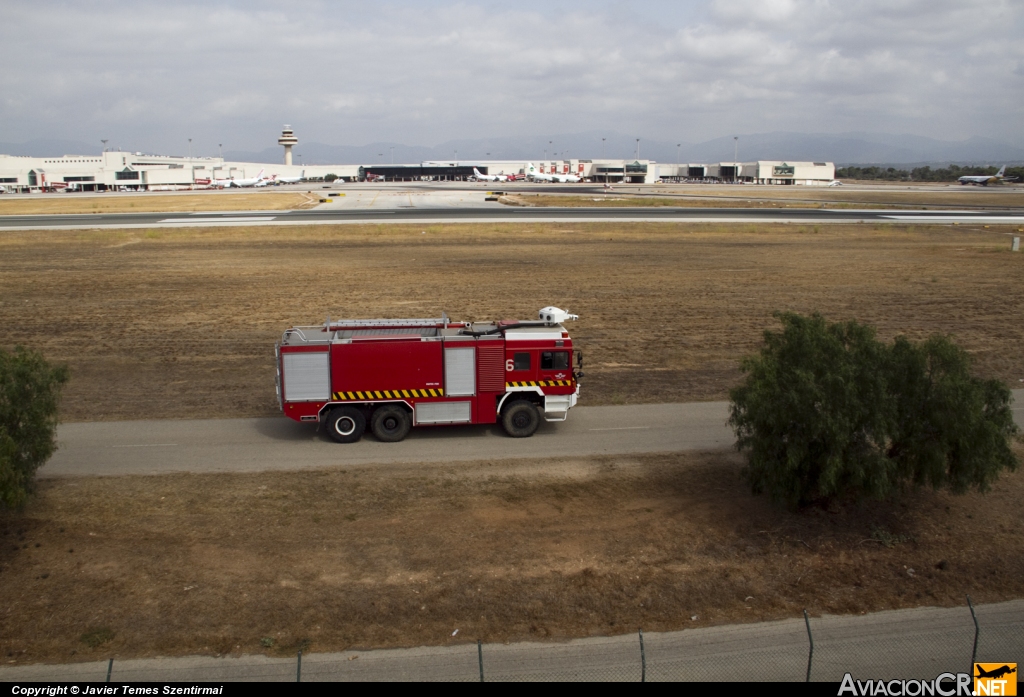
3, 0, 1022, 155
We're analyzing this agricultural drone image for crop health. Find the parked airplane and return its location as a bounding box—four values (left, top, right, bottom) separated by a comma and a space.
473, 167, 509, 183
525, 163, 555, 182
274, 170, 305, 185
526, 163, 582, 183
958, 165, 1017, 186
211, 169, 266, 188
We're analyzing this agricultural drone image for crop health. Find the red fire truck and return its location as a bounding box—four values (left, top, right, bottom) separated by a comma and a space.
276, 306, 583, 443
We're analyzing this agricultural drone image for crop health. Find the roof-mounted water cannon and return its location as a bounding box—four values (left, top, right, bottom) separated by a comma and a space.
539, 306, 578, 325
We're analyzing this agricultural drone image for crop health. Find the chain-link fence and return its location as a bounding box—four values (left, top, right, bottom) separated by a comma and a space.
3, 598, 1020, 682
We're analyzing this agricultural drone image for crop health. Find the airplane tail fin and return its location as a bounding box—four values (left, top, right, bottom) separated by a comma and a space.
473, 168, 483, 177
997, 165, 1006, 177
300, 170, 305, 178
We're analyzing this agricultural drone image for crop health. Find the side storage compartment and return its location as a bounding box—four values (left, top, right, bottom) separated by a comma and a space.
281, 349, 330, 402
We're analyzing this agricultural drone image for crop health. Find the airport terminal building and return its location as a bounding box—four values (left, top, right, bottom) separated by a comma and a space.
0, 151, 835, 192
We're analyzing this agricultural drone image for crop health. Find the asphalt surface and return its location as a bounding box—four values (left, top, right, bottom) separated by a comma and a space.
4, 205, 1024, 230
42, 390, 1023, 477
42, 401, 736, 477
2, 599, 1019, 681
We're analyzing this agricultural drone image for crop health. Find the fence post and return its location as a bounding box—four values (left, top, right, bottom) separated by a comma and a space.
477, 639, 484, 683
639, 629, 646, 683
967, 595, 979, 671
106, 658, 113, 683
804, 610, 814, 683
296, 649, 302, 683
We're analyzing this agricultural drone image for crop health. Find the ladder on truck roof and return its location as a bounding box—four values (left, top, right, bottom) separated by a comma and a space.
323, 312, 459, 331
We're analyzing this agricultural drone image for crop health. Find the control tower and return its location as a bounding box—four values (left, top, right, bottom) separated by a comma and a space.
278, 125, 298, 166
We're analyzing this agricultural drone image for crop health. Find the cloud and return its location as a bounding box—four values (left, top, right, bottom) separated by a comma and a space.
1, 0, 1021, 153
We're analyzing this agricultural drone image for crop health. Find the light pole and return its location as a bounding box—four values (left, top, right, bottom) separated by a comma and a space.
636, 138, 640, 160
390, 146, 394, 164
602, 137, 606, 160
733, 136, 739, 182
676, 143, 681, 165
219, 143, 223, 159
188, 138, 192, 160
101, 139, 108, 152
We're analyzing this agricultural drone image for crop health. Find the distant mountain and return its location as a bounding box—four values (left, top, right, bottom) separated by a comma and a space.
7, 132, 1023, 166
229, 131, 1024, 167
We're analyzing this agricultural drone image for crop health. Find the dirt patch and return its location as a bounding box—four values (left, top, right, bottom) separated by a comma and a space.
1, 449, 1020, 663
0, 192, 314, 215
1, 223, 1022, 421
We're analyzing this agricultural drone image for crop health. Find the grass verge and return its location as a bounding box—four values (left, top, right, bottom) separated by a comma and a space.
1, 449, 1020, 663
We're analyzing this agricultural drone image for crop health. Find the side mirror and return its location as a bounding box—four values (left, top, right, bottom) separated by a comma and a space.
576, 350, 583, 368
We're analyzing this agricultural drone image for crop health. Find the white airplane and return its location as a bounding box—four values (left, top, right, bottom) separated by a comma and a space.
473, 167, 508, 183
526, 162, 581, 183
525, 163, 555, 182
211, 169, 266, 188
958, 165, 1016, 186
274, 170, 305, 185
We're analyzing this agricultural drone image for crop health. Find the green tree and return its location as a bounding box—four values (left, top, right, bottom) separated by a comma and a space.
729, 313, 1018, 508
0, 347, 69, 509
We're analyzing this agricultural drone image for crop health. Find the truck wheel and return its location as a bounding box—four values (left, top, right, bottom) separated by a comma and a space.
501, 400, 540, 438
327, 406, 365, 444
371, 405, 411, 443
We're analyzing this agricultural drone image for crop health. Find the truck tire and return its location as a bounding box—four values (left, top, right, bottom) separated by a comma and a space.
326, 406, 365, 444
371, 405, 411, 443
501, 400, 540, 438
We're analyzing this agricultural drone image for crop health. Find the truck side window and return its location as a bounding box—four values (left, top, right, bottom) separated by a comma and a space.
513, 352, 531, 370
541, 351, 569, 370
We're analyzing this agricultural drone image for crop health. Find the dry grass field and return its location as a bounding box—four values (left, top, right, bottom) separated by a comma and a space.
1, 222, 1022, 422
0, 192, 315, 215
1, 449, 1021, 664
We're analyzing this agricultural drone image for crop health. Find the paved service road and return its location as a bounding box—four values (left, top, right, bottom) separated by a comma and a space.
4, 205, 1024, 230
42, 402, 735, 477
2, 599, 1020, 681
42, 390, 1023, 477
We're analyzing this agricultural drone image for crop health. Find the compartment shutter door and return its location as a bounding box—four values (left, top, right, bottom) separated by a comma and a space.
445, 347, 476, 396
477, 343, 505, 392
282, 352, 330, 401
416, 401, 472, 424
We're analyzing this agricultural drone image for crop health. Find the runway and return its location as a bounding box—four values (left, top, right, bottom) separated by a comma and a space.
4, 205, 1024, 230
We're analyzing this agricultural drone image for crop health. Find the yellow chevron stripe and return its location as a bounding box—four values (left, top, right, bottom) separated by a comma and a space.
325, 386, 461, 402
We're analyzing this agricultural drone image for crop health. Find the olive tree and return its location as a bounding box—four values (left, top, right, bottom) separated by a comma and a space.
729, 313, 1018, 508
0, 347, 69, 509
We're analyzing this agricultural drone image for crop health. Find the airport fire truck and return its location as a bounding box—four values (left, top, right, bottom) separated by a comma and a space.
276, 306, 583, 443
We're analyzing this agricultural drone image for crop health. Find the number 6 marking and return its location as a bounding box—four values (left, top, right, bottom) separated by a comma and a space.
506, 359, 515, 371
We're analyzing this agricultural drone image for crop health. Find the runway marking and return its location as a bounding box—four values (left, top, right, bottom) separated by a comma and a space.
588, 426, 652, 431
881, 215, 1024, 222
111, 443, 179, 448
159, 216, 276, 223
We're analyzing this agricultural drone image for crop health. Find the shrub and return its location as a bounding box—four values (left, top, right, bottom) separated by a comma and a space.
729, 313, 1018, 508
0, 347, 69, 509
